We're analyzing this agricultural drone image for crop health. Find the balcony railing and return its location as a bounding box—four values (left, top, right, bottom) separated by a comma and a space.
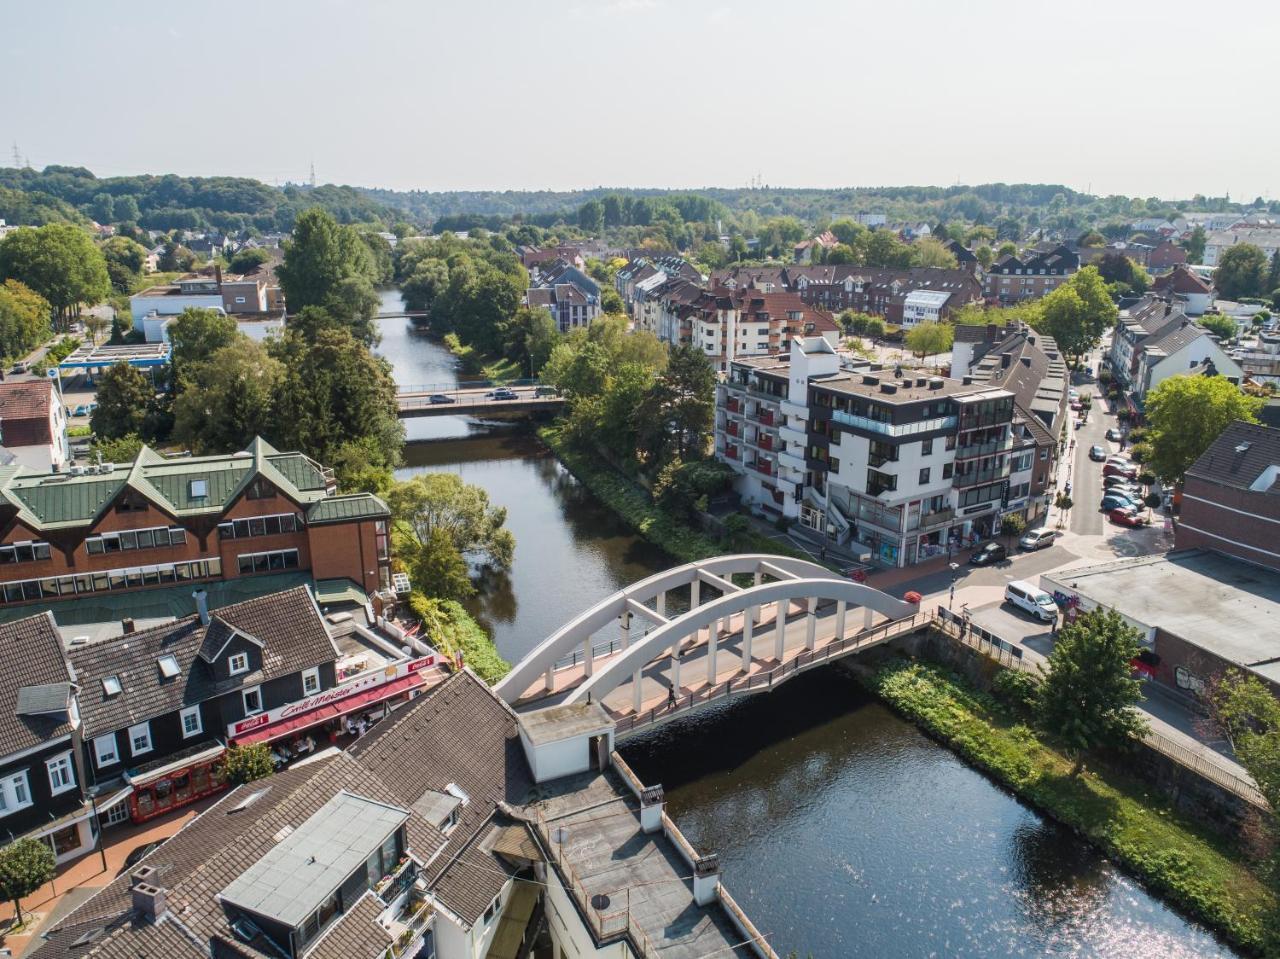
833, 409, 957, 438
954, 436, 1013, 460
724, 399, 741, 414
868, 451, 898, 468
749, 460, 773, 477
756, 435, 773, 452
919, 507, 954, 527
952, 465, 1011, 488
749, 409, 775, 427
726, 423, 739, 437
805, 457, 830, 473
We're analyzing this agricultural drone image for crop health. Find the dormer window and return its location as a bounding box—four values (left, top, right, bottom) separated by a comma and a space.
158, 655, 180, 679
229, 652, 249, 675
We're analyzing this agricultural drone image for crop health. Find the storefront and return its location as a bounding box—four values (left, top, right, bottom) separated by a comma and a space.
228, 656, 439, 751
127, 743, 229, 824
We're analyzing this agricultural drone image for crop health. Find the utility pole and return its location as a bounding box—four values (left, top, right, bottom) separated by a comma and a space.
309, 161, 316, 189
11, 141, 21, 168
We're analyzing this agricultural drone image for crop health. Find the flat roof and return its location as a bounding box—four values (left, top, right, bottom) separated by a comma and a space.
519, 702, 613, 746
220, 790, 407, 929
1043, 550, 1280, 675
59, 342, 171, 369
816, 370, 1009, 404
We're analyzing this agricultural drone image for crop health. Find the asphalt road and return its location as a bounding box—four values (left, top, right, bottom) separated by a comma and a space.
1068, 345, 1112, 536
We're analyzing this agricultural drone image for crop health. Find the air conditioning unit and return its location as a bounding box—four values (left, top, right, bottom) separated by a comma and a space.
69, 465, 85, 476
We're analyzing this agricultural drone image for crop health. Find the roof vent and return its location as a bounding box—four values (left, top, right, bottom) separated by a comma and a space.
861, 374, 879, 386
1001, 353, 1012, 368
879, 382, 897, 394
962, 376, 974, 385
1020, 357, 1032, 367
929, 377, 945, 390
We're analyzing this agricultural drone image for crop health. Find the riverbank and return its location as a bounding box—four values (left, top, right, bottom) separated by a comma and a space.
862, 658, 1277, 955
442, 332, 521, 380
408, 593, 511, 684
538, 423, 805, 565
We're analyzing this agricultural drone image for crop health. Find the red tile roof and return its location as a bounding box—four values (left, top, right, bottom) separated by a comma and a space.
0, 380, 54, 448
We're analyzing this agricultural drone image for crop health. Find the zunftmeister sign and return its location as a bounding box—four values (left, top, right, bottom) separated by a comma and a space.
227, 656, 436, 738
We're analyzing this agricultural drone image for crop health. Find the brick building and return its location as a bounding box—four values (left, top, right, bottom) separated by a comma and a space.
0, 437, 390, 617
983, 244, 1079, 303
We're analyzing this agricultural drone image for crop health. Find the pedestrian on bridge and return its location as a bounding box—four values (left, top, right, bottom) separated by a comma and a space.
667, 685, 676, 708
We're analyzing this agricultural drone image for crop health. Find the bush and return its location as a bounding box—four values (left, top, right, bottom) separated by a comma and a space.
1138, 471, 1156, 487
408, 593, 510, 683
1144, 493, 1162, 509
1126, 426, 1146, 444
223, 743, 273, 785
992, 669, 1039, 717
1129, 442, 1151, 464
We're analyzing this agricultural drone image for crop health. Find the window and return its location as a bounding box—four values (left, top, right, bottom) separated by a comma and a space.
180, 706, 202, 738
942, 463, 953, 479
242, 686, 262, 716
94, 734, 119, 767
919, 468, 931, 484
157, 655, 180, 679
302, 668, 320, 696
483, 893, 502, 925
920, 438, 933, 456
234, 296, 246, 304
0, 542, 51, 564
189, 480, 208, 499
128, 722, 152, 756
47, 752, 75, 795
228, 652, 249, 676
0, 772, 32, 816
102, 675, 122, 697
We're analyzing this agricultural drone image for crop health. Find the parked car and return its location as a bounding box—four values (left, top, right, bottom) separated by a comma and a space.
9, 361, 28, 375
1088, 445, 1107, 461
970, 542, 1008, 566
1101, 492, 1142, 511
1068, 388, 1080, 401
1109, 506, 1149, 528
1070, 399, 1083, 411
428, 393, 456, 405
72, 404, 89, 417
491, 388, 518, 401
1103, 474, 1139, 489
1019, 528, 1057, 551
1105, 428, 1124, 442
534, 385, 558, 397
1103, 463, 1137, 479
1005, 580, 1058, 623
1104, 483, 1143, 500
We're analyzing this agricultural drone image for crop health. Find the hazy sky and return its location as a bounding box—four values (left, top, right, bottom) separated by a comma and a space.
4, 0, 1276, 199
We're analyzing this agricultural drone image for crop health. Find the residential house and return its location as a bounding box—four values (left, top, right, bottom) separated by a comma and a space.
794, 231, 837, 263
526, 260, 602, 332
983, 245, 1079, 303
1203, 227, 1280, 268
685, 288, 839, 372
633, 277, 703, 345
0, 437, 391, 617
946, 240, 980, 272
1237, 330, 1280, 386
614, 256, 702, 314
715, 339, 1018, 566
132, 267, 284, 340
1148, 239, 1188, 272
1108, 295, 1243, 401
949, 322, 1024, 379
1151, 264, 1215, 315
0, 380, 69, 471
854, 213, 887, 227
900, 290, 953, 328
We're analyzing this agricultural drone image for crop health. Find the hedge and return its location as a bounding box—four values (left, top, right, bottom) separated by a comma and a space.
863, 659, 1277, 955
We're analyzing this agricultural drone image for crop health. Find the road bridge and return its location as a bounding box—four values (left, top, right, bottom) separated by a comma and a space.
396, 384, 565, 418
495, 554, 923, 737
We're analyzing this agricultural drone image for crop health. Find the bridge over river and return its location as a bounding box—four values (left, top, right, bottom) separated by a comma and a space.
495, 554, 925, 736
396, 382, 565, 418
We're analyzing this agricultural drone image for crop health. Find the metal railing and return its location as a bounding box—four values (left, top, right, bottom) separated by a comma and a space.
396, 378, 542, 394
952, 465, 1010, 488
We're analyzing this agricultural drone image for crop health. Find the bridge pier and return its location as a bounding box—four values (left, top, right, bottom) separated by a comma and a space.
773, 600, 787, 660
835, 600, 847, 641
670, 643, 681, 692
706, 624, 719, 685
583, 637, 594, 677
620, 611, 632, 650
864, 605, 874, 630
804, 601, 817, 651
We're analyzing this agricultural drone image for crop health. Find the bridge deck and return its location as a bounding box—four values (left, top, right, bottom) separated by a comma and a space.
516, 599, 926, 735
396, 385, 565, 418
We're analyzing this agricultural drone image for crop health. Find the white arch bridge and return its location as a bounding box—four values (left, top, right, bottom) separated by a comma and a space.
494, 554, 928, 736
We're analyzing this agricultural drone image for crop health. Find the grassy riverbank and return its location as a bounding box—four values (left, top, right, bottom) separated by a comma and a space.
442, 332, 521, 381
538, 423, 805, 565
408, 593, 510, 684
863, 658, 1278, 955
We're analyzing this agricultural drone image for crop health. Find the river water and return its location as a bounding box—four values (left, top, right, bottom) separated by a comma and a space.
373, 294, 1239, 959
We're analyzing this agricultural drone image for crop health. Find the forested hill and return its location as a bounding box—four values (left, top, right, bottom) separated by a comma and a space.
0, 166, 397, 233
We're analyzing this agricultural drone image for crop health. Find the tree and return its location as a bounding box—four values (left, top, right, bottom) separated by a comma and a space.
1214, 243, 1269, 300
1206, 670, 1280, 812
1077, 229, 1106, 248
0, 224, 111, 329
0, 279, 51, 362
502, 306, 559, 377
1144, 374, 1264, 482
863, 230, 913, 268
825, 243, 862, 265
115, 195, 140, 223
601, 288, 624, 314
1268, 250, 1280, 295
996, 241, 1017, 259
1035, 607, 1148, 774
599, 362, 657, 459
975, 245, 994, 269
1036, 267, 1116, 367
904, 321, 953, 362
172, 339, 283, 453
544, 340, 611, 399
223, 744, 274, 785
1000, 513, 1026, 545
100, 236, 149, 293
90, 362, 154, 439
166, 307, 239, 380
157, 241, 195, 273
90, 433, 144, 464
1182, 225, 1207, 264
83, 312, 109, 345
277, 208, 381, 344
386, 473, 515, 575
1095, 253, 1150, 294
1199, 313, 1237, 342
228, 247, 272, 274
408, 527, 475, 601
0, 837, 56, 925
578, 199, 604, 233
911, 236, 959, 269
655, 345, 716, 461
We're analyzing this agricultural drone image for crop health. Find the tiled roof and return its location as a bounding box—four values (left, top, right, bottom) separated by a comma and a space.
1186, 421, 1280, 492
1144, 319, 1208, 357
1153, 264, 1213, 295
351, 670, 532, 925
307, 493, 389, 525
306, 891, 392, 959
0, 611, 74, 756
69, 586, 337, 736
0, 437, 332, 532
0, 380, 53, 420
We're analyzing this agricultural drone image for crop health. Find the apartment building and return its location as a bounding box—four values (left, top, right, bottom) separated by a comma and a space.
1108, 295, 1242, 400
686, 288, 839, 372
0, 379, 69, 471
131, 266, 284, 338
715, 338, 1017, 567
983, 245, 1079, 303
526, 260, 602, 332
1151, 263, 1215, 315
633, 276, 703, 345
0, 437, 391, 618
1203, 227, 1280, 268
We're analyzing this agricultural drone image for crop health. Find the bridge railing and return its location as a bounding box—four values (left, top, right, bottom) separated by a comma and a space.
396, 378, 544, 394
614, 612, 927, 735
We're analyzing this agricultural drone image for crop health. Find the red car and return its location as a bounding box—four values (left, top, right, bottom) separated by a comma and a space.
1103, 462, 1137, 479
1109, 506, 1149, 528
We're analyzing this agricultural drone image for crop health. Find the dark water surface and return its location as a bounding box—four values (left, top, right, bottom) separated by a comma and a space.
376, 299, 1240, 959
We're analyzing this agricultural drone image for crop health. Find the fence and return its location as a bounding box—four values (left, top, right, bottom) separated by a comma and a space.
935, 605, 1027, 669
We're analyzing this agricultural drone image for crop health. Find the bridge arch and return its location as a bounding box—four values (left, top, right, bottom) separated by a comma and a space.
564, 576, 915, 706
495, 554, 912, 705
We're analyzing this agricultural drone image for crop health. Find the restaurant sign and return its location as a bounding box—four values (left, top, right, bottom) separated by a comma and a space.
227, 655, 436, 737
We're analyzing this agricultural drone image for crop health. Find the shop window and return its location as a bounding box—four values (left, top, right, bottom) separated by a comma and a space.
50, 823, 82, 857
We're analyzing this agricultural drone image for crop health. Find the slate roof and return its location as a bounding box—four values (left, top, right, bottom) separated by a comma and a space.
69, 586, 338, 737
350, 670, 533, 925
972, 329, 1066, 435
0, 436, 332, 532
0, 611, 75, 756
1143, 318, 1209, 358
306, 891, 392, 959
28, 751, 444, 959
1186, 421, 1280, 492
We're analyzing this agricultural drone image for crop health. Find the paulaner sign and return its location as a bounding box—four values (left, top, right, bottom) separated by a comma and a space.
228, 655, 436, 737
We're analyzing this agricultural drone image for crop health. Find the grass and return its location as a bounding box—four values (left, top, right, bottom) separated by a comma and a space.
441, 333, 522, 381
408, 593, 510, 684
863, 657, 1279, 955
538, 423, 805, 565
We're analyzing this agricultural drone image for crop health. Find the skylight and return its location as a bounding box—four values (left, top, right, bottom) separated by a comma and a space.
189, 479, 208, 498
158, 655, 180, 679
102, 675, 122, 697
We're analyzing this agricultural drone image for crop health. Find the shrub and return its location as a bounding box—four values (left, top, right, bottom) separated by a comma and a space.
1126, 426, 1146, 444
1144, 492, 1162, 509
223, 743, 273, 785
408, 593, 510, 683
1138, 471, 1156, 487
1129, 442, 1151, 464
992, 669, 1039, 717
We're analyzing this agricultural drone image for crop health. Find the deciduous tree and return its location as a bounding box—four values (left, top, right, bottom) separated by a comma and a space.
1215, 243, 1269, 299
0, 224, 110, 328
0, 837, 55, 924
1143, 373, 1264, 482
912, 236, 959, 269
1206, 670, 1280, 812
387, 473, 515, 574
172, 339, 283, 453
90, 362, 154, 439
904, 321, 954, 362
0, 279, 51, 362
1035, 267, 1116, 367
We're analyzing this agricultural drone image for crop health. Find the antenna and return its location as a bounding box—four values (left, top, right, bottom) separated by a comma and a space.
309, 161, 316, 189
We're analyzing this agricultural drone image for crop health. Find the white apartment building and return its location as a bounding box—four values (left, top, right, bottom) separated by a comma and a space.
1203, 228, 1280, 268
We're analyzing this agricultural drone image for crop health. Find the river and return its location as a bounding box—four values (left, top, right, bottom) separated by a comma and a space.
373, 295, 1239, 959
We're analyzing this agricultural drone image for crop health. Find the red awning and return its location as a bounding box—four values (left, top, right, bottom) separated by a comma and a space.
232, 674, 425, 746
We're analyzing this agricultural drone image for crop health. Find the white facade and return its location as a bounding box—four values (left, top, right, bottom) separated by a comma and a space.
1203, 228, 1280, 268
1139, 334, 1245, 397
130, 292, 224, 325
901, 290, 951, 328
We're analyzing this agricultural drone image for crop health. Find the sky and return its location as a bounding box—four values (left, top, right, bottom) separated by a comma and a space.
3, 0, 1277, 200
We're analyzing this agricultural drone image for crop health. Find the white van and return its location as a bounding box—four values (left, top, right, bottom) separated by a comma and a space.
1004, 580, 1058, 623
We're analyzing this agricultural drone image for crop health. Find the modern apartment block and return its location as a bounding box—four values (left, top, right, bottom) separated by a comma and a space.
0, 437, 391, 619
715, 338, 1017, 567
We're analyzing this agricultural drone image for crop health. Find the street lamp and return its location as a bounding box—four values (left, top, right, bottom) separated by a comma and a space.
948, 562, 960, 610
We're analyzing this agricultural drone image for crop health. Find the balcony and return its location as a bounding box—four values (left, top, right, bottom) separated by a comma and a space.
749, 460, 774, 478
807, 432, 830, 450
806, 457, 830, 473
833, 409, 957, 438
724, 398, 742, 414
868, 450, 898, 468
778, 450, 806, 472
748, 409, 775, 427
723, 446, 739, 460
725, 422, 739, 438
952, 464, 1011, 488
919, 507, 954, 528
954, 435, 1013, 460
756, 435, 773, 452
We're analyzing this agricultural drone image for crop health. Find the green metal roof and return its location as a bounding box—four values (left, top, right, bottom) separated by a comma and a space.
306, 493, 390, 525
0, 437, 339, 532
313, 578, 369, 607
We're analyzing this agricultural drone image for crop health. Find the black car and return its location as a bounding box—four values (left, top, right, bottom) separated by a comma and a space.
428, 393, 456, 405
1088, 444, 1107, 461
970, 542, 1008, 566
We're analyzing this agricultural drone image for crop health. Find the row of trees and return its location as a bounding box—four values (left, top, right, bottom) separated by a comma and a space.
0, 280, 52, 363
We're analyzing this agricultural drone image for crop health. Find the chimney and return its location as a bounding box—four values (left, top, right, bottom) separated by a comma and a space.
693, 854, 721, 906
640, 785, 664, 834
122, 618, 136, 635
214, 263, 223, 287
193, 589, 210, 626
962, 376, 974, 385
1001, 353, 1012, 368
131, 882, 166, 921
879, 382, 897, 394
